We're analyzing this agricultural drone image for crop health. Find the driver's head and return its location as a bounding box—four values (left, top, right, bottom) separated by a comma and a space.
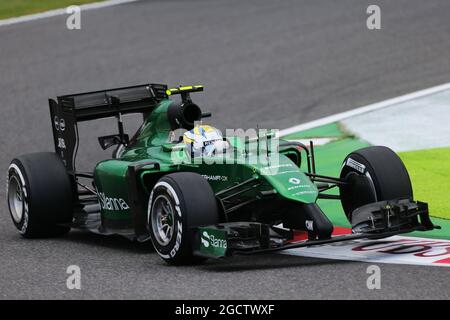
183, 125, 228, 157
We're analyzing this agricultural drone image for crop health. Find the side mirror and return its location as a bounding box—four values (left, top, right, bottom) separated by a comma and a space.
98, 134, 129, 150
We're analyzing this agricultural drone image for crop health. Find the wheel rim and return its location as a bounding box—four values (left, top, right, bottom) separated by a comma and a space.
8, 176, 24, 223
151, 194, 175, 246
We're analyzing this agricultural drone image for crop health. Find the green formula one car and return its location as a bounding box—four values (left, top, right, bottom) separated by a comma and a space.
6, 84, 439, 264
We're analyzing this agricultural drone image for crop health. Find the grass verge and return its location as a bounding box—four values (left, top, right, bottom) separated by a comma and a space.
0, 0, 104, 20
399, 146, 450, 220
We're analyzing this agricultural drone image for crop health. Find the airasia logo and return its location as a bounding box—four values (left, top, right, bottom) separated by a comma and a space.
352, 238, 450, 264
286, 231, 450, 267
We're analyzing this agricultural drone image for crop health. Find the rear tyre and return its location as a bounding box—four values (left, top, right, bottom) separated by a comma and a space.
148, 172, 220, 265
339, 146, 413, 220
7, 152, 74, 238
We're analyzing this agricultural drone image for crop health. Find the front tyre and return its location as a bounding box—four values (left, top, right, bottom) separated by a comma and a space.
148, 172, 219, 265
7, 152, 74, 238
339, 146, 413, 220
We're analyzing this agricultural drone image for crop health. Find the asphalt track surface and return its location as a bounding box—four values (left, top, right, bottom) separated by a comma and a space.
1, 0, 450, 299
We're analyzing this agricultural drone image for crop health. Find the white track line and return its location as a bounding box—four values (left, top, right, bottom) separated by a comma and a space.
0, 0, 138, 27
278, 82, 450, 137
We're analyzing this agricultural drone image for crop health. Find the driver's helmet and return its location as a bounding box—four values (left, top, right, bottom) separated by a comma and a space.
183, 125, 229, 157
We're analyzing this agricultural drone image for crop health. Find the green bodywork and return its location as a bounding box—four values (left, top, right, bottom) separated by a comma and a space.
93, 98, 318, 229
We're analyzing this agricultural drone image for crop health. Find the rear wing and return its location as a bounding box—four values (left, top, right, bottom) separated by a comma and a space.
49, 83, 168, 173
55, 83, 168, 121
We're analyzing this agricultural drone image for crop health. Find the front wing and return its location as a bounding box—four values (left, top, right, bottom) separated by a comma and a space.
192, 199, 440, 258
